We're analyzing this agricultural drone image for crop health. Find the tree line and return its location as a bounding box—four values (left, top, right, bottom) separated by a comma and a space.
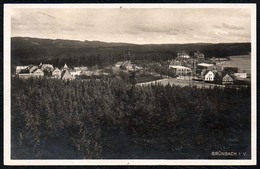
11, 37, 251, 68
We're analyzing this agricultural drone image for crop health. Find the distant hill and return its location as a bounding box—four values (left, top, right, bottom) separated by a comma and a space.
12, 37, 137, 49
11, 37, 251, 68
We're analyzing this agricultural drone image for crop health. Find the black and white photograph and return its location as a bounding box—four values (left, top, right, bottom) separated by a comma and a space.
4, 4, 257, 165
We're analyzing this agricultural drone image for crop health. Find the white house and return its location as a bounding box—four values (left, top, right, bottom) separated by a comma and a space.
52, 68, 61, 78
70, 70, 81, 77
234, 73, 247, 79
204, 70, 215, 81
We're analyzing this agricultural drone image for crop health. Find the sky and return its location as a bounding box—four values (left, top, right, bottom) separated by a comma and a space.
11, 7, 252, 44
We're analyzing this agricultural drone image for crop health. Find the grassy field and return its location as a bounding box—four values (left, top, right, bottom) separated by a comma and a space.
138, 78, 222, 88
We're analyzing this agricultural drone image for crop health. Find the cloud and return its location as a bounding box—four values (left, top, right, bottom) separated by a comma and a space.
37, 12, 56, 20
212, 23, 244, 30
134, 24, 179, 36
11, 7, 251, 44
222, 23, 244, 30
77, 22, 94, 27
212, 25, 221, 29
125, 30, 139, 35
167, 30, 179, 35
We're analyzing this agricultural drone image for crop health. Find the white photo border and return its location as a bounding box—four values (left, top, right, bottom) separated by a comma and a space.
3, 3, 257, 166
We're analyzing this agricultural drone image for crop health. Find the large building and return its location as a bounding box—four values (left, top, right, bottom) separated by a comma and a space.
197, 63, 214, 75
169, 65, 191, 76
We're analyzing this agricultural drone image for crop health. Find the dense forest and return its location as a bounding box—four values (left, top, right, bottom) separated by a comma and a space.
11, 37, 251, 68
11, 77, 251, 159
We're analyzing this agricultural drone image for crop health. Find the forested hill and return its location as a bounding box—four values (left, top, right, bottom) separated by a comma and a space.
11, 37, 251, 67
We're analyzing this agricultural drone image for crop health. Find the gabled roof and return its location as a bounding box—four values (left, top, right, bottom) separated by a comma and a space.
19, 69, 30, 74
52, 67, 61, 72
222, 73, 235, 79
29, 65, 38, 73
121, 61, 132, 67
204, 70, 222, 76
204, 70, 214, 76
32, 68, 43, 74
40, 64, 53, 68
115, 61, 124, 66
61, 70, 73, 80
63, 63, 68, 69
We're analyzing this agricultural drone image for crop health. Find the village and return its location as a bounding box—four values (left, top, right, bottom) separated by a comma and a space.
14, 51, 251, 87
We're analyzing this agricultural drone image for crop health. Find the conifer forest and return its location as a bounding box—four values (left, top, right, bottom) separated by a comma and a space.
11, 77, 251, 159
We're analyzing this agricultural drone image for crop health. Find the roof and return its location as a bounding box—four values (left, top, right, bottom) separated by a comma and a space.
121, 61, 132, 67
61, 70, 74, 80
74, 66, 88, 71
204, 70, 213, 75
115, 61, 124, 66
222, 73, 235, 79
169, 65, 191, 69
197, 63, 214, 67
52, 67, 61, 72
41, 64, 53, 68
63, 63, 68, 69
32, 68, 43, 74
178, 52, 190, 58
16, 66, 28, 69
29, 66, 38, 73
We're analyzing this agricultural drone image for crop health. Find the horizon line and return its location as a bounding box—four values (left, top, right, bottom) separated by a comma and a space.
11, 36, 251, 45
